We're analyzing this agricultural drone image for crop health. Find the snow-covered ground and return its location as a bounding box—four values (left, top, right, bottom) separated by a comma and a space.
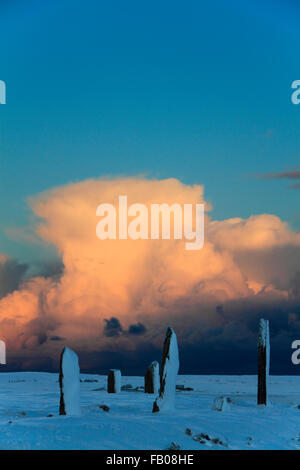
0, 372, 299, 450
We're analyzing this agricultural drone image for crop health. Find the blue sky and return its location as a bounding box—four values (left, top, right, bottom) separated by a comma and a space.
0, 0, 299, 265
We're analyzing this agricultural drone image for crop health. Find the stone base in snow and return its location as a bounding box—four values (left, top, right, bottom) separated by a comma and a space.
212, 396, 231, 411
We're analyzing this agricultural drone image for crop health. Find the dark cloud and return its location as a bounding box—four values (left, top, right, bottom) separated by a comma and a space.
262, 170, 300, 180
1, 264, 300, 375
75, 293, 300, 375
259, 170, 300, 189
27, 259, 64, 280
0, 258, 28, 299
103, 317, 123, 337
128, 322, 147, 335
0, 255, 64, 300
216, 304, 226, 321
103, 319, 147, 338
1, 280, 300, 375
290, 272, 300, 299
49, 335, 65, 341
3, 293, 300, 375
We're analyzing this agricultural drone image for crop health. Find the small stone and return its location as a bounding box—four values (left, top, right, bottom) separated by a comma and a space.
99, 405, 110, 412
121, 384, 133, 390
212, 437, 223, 445
193, 435, 206, 444
166, 442, 181, 450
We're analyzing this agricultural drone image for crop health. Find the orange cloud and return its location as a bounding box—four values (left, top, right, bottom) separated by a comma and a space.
0, 177, 299, 360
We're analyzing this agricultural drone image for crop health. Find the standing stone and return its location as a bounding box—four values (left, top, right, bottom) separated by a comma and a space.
0, 340, 6, 364
107, 369, 121, 393
144, 361, 159, 394
152, 327, 179, 413
257, 318, 270, 405
59, 346, 81, 415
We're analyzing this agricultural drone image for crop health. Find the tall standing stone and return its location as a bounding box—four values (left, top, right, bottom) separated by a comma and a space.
0, 340, 6, 364
107, 369, 121, 393
144, 361, 159, 394
257, 319, 270, 405
152, 327, 179, 413
59, 346, 81, 415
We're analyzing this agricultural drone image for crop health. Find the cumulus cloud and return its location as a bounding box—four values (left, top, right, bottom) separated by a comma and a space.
0, 176, 299, 372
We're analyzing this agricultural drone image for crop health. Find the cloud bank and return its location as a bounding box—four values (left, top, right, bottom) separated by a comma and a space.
0, 177, 300, 373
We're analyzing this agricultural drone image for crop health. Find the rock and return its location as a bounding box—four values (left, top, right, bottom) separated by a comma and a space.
166, 442, 181, 450
99, 405, 110, 412
176, 385, 194, 391
121, 384, 133, 390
